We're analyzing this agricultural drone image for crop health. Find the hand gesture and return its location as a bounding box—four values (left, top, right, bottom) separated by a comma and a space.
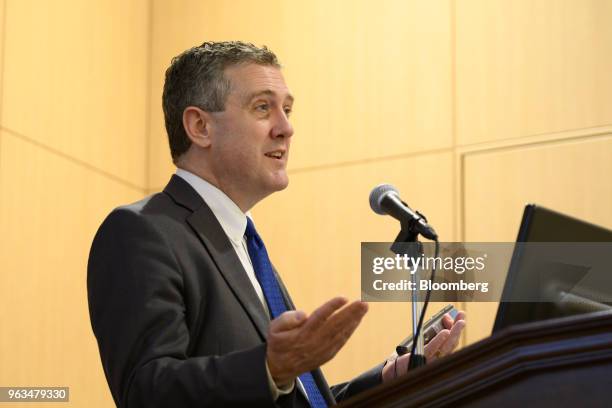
266, 297, 368, 386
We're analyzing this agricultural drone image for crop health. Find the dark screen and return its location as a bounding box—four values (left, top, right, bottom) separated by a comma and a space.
493, 205, 612, 333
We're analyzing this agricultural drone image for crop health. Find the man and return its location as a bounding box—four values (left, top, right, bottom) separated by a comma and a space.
88, 41, 465, 408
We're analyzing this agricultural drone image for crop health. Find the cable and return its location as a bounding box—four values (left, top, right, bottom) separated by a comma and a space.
408, 239, 440, 362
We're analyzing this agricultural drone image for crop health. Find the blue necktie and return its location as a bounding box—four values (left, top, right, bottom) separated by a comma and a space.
245, 217, 327, 408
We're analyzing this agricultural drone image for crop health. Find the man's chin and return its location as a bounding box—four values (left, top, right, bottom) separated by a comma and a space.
257, 172, 289, 198
272, 177, 289, 192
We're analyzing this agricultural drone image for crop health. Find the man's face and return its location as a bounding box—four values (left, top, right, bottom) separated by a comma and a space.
207, 63, 294, 209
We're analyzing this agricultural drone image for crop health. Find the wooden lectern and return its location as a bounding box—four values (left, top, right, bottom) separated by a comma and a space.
339, 310, 612, 407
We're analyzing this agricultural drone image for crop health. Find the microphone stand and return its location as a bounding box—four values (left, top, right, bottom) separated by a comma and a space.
391, 217, 427, 370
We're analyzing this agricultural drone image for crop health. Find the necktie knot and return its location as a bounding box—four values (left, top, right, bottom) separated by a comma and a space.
244, 217, 258, 240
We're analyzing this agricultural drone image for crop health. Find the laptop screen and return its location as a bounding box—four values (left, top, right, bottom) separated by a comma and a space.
492, 204, 612, 333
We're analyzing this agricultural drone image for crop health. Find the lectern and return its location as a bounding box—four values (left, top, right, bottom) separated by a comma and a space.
339, 310, 612, 407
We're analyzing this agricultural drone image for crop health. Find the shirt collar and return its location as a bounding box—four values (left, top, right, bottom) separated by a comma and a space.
175, 168, 250, 244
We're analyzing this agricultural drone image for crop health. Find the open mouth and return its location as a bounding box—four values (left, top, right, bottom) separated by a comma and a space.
264, 151, 285, 160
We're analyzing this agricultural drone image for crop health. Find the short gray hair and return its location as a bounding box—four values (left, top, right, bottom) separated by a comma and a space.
162, 41, 281, 162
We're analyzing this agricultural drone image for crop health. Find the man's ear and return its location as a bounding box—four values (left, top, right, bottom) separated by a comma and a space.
183, 106, 212, 148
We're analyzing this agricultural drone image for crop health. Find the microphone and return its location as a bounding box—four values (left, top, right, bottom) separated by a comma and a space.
369, 184, 438, 240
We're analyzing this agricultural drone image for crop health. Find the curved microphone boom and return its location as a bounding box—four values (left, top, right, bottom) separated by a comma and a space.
369, 184, 438, 240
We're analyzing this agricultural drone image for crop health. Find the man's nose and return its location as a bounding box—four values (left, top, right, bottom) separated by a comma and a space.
271, 109, 294, 139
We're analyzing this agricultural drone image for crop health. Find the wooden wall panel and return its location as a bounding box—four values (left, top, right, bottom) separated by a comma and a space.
0, 132, 144, 407
253, 151, 455, 384
456, 0, 612, 146
462, 134, 612, 343
0, 0, 4, 123
2, 0, 149, 188
148, 0, 452, 189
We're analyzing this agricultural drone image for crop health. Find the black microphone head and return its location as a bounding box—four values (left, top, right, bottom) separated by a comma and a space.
369, 184, 399, 215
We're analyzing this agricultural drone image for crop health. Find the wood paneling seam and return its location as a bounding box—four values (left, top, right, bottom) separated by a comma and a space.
460, 131, 612, 158
458, 125, 612, 156
1, 127, 147, 192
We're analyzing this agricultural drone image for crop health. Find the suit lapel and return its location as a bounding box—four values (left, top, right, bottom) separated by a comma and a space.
164, 175, 270, 341
165, 175, 334, 404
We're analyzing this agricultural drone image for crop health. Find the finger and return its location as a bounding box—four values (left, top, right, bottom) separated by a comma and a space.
324, 301, 368, 337
441, 313, 454, 330
454, 310, 466, 323
439, 319, 465, 355
424, 329, 450, 360
329, 303, 368, 343
303, 297, 349, 331
329, 300, 368, 322
313, 302, 368, 362
270, 310, 307, 334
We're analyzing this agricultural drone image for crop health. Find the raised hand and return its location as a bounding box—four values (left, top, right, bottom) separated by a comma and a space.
266, 297, 369, 386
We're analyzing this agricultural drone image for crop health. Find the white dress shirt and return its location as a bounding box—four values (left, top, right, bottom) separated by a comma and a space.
175, 168, 269, 314
175, 169, 299, 400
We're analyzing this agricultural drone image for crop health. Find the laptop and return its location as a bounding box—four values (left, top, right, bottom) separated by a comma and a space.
492, 204, 612, 333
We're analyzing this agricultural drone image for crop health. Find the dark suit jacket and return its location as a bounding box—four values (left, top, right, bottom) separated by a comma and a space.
87, 175, 382, 408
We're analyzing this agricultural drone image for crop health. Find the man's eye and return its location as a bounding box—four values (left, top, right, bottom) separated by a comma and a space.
255, 104, 269, 112
284, 107, 292, 117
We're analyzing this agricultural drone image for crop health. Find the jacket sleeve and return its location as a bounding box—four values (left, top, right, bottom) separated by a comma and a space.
87, 208, 283, 408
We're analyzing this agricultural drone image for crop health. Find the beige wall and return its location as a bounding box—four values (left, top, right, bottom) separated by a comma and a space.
0, 0, 149, 406
147, 0, 612, 384
1, 0, 611, 405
